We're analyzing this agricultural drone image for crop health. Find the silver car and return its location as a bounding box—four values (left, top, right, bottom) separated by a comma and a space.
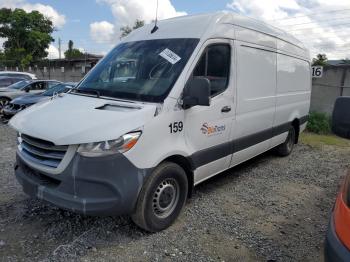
0, 71, 37, 80
0, 80, 61, 113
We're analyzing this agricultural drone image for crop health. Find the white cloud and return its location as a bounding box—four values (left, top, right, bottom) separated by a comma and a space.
47, 44, 59, 59
227, 0, 350, 59
90, 0, 186, 44
227, 0, 300, 21
0, 0, 66, 28
90, 21, 115, 44
0, 37, 5, 50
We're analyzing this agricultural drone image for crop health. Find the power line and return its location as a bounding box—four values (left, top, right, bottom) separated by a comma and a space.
268, 8, 350, 22
294, 32, 350, 40
58, 38, 61, 59
279, 16, 350, 27
291, 27, 350, 36
287, 22, 350, 32
286, 22, 350, 32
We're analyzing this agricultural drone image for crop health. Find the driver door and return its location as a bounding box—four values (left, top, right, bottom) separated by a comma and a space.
184, 39, 235, 184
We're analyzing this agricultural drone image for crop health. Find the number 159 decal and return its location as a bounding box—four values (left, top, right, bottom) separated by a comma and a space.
169, 121, 183, 133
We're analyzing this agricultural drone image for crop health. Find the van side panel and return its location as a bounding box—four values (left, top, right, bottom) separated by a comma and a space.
230, 41, 276, 166
277, 39, 309, 60
234, 25, 277, 49
271, 53, 311, 146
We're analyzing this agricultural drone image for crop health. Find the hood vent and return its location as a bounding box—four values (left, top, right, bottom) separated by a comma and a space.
95, 103, 142, 112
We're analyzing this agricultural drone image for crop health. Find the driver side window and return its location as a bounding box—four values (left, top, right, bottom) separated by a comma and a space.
30, 82, 46, 90
192, 44, 231, 97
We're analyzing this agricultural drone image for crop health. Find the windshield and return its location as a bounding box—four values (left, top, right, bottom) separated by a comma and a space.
8, 80, 31, 90
42, 84, 71, 96
77, 38, 199, 102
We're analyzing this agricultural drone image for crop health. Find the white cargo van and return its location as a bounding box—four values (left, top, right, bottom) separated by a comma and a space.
9, 12, 311, 232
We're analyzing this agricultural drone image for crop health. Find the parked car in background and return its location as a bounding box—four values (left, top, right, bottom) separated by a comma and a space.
0, 76, 26, 88
325, 97, 350, 262
0, 80, 61, 113
2, 82, 75, 118
0, 71, 37, 80
332, 97, 350, 139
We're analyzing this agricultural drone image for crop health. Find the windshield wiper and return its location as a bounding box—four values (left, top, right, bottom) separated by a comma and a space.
70, 88, 100, 98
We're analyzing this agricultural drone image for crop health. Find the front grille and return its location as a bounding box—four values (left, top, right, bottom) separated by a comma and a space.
19, 134, 68, 168
19, 160, 61, 188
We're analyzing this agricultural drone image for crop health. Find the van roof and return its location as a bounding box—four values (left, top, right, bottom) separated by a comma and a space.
124, 11, 307, 52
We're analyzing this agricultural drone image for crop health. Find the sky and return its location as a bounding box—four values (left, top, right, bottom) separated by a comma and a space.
1, 0, 350, 60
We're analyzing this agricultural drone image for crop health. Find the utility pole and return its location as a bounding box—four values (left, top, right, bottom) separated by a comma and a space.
58, 38, 62, 59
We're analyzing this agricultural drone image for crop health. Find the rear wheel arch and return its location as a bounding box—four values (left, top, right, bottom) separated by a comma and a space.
291, 118, 300, 144
0, 96, 11, 101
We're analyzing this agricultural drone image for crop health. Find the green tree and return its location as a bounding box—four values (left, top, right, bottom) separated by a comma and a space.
312, 54, 328, 66
64, 40, 84, 59
0, 8, 54, 67
120, 19, 145, 38
341, 58, 350, 64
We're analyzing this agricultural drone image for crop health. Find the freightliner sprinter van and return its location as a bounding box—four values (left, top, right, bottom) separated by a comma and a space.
10, 12, 311, 232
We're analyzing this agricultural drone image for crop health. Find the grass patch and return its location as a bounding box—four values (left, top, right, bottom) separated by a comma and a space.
306, 112, 331, 134
300, 132, 350, 148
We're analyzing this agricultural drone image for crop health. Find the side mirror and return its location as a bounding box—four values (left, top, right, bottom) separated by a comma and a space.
23, 86, 30, 92
182, 77, 211, 109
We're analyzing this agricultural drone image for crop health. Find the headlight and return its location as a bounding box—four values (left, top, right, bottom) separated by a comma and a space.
77, 131, 141, 157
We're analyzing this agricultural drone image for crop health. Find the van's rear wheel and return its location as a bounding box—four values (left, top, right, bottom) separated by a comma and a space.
131, 162, 188, 232
275, 127, 296, 156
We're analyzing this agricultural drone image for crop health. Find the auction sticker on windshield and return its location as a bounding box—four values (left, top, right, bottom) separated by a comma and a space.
159, 48, 181, 64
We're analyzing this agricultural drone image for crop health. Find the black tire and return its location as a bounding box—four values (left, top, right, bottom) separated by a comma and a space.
275, 127, 296, 156
131, 162, 188, 232
0, 97, 10, 116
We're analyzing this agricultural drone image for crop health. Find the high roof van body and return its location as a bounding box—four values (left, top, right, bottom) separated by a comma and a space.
10, 12, 311, 232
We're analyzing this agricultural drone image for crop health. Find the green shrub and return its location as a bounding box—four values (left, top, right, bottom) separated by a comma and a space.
307, 112, 331, 134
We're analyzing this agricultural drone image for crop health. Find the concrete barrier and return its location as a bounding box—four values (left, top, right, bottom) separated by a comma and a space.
311, 65, 350, 115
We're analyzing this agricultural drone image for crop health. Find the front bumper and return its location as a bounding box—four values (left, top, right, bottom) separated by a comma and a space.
15, 152, 152, 216
325, 215, 350, 262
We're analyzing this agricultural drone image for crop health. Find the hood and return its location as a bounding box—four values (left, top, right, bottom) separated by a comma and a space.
10, 94, 157, 145
11, 94, 46, 105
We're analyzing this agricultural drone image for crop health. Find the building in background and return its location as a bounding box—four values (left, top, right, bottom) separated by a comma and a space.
0, 53, 103, 83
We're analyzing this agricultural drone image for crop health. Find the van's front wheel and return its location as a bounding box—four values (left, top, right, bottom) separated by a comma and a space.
275, 127, 296, 156
131, 162, 188, 232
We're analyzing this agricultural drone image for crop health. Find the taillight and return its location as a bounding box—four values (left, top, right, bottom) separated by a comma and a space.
334, 171, 350, 250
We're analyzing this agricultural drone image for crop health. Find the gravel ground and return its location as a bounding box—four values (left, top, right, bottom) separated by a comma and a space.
0, 122, 349, 262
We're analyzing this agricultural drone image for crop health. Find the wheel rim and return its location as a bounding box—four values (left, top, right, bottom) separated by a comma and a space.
0, 99, 9, 115
152, 178, 179, 218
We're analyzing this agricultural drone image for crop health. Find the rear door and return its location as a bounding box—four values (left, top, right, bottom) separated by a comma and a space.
183, 39, 235, 184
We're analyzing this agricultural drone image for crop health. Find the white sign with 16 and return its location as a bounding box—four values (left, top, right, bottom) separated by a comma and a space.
312, 66, 323, 78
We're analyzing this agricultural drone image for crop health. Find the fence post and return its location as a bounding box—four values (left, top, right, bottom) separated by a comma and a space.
340, 67, 347, 97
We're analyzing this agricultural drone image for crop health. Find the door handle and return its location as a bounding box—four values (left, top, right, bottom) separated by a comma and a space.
221, 106, 231, 113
